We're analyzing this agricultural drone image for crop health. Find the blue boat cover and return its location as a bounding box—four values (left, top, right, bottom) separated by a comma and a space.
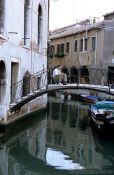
95, 101, 114, 109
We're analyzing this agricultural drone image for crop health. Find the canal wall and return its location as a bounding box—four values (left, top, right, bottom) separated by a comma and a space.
0, 95, 47, 133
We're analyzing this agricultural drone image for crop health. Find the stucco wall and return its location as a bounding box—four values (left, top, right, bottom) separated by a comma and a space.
103, 21, 114, 68
48, 20, 114, 70
0, 0, 48, 119
48, 28, 105, 68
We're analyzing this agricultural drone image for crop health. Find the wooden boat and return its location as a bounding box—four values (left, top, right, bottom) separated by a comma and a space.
91, 101, 114, 130
79, 94, 98, 103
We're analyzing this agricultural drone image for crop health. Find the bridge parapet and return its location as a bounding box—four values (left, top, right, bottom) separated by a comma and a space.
11, 69, 48, 104
10, 68, 114, 107
48, 67, 109, 86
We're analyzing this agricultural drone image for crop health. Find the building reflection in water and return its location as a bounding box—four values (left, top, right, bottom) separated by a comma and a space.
46, 97, 91, 169
0, 96, 114, 174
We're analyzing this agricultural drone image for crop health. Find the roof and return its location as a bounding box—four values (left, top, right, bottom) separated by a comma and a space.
49, 20, 112, 40
104, 11, 114, 17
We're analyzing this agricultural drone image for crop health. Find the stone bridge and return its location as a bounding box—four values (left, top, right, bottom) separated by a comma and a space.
10, 68, 114, 112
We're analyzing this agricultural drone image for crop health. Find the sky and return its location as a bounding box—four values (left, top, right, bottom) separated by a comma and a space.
49, 0, 114, 30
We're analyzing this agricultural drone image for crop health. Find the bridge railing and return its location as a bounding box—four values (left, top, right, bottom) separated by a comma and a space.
48, 67, 109, 86
10, 67, 114, 103
11, 68, 48, 103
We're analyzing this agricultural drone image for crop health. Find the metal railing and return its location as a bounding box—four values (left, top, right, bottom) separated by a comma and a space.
48, 67, 109, 85
10, 67, 114, 104
11, 68, 48, 103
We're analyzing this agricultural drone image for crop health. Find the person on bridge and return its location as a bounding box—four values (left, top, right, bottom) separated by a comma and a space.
52, 65, 62, 84
61, 66, 68, 85
59, 65, 68, 85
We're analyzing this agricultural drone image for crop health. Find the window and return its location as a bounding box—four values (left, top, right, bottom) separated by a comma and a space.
74, 40, 78, 52
66, 42, 70, 54
92, 37, 96, 51
57, 44, 60, 53
48, 44, 55, 57
38, 5, 42, 47
80, 39, 83, 52
0, 0, 5, 34
24, 0, 30, 45
84, 38, 88, 51
55, 43, 65, 57
60, 43, 64, 53
50, 45, 55, 54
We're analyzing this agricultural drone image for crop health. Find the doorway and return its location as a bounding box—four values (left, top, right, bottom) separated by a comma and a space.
11, 62, 19, 103
0, 60, 6, 117
108, 66, 114, 85
0, 60, 6, 102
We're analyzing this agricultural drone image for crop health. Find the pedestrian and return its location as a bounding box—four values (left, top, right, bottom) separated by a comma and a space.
52, 65, 62, 84
61, 66, 68, 85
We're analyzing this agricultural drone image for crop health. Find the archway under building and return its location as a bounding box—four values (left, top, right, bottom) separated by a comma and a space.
80, 66, 89, 84
0, 60, 6, 118
108, 66, 114, 85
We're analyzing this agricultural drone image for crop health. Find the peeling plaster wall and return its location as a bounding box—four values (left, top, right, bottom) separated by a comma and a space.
0, 0, 48, 119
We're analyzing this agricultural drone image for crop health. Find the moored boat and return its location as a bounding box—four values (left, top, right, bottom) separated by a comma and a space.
80, 94, 99, 103
91, 101, 114, 130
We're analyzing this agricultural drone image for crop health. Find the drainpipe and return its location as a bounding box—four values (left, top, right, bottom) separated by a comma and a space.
46, 0, 50, 89
30, 0, 33, 74
47, 0, 50, 70
94, 28, 98, 68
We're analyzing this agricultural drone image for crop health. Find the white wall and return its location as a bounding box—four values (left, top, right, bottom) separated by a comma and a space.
0, 0, 48, 119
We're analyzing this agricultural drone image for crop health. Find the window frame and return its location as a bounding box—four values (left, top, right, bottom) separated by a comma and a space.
84, 38, 88, 51
74, 40, 78, 52
50, 45, 55, 54
66, 42, 70, 54
80, 39, 83, 52
60, 43, 64, 54
92, 36, 96, 51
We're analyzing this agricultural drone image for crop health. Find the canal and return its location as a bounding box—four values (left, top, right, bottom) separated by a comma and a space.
0, 96, 114, 175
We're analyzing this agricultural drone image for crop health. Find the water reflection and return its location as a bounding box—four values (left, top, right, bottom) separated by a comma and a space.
0, 97, 114, 174
46, 148, 84, 170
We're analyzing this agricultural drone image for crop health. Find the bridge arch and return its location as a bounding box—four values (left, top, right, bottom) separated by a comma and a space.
9, 67, 114, 114
10, 84, 114, 112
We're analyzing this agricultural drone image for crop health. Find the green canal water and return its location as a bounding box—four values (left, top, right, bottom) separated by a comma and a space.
0, 96, 114, 175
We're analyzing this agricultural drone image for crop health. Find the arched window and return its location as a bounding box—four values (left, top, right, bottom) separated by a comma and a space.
0, 60, 6, 79
0, 0, 5, 34
24, 0, 30, 45
38, 5, 42, 47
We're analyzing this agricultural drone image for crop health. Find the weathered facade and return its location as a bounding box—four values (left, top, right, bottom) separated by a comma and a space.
48, 12, 114, 71
0, 0, 49, 120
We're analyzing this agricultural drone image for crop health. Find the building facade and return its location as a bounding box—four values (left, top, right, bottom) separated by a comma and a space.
0, 0, 49, 120
48, 12, 114, 83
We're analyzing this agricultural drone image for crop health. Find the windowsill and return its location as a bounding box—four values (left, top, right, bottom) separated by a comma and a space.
79, 50, 96, 53
0, 34, 7, 41
65, 53, 69, 56
23, 45, 31, 50
79, 51, 88, 54
82, 51, 88, 53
